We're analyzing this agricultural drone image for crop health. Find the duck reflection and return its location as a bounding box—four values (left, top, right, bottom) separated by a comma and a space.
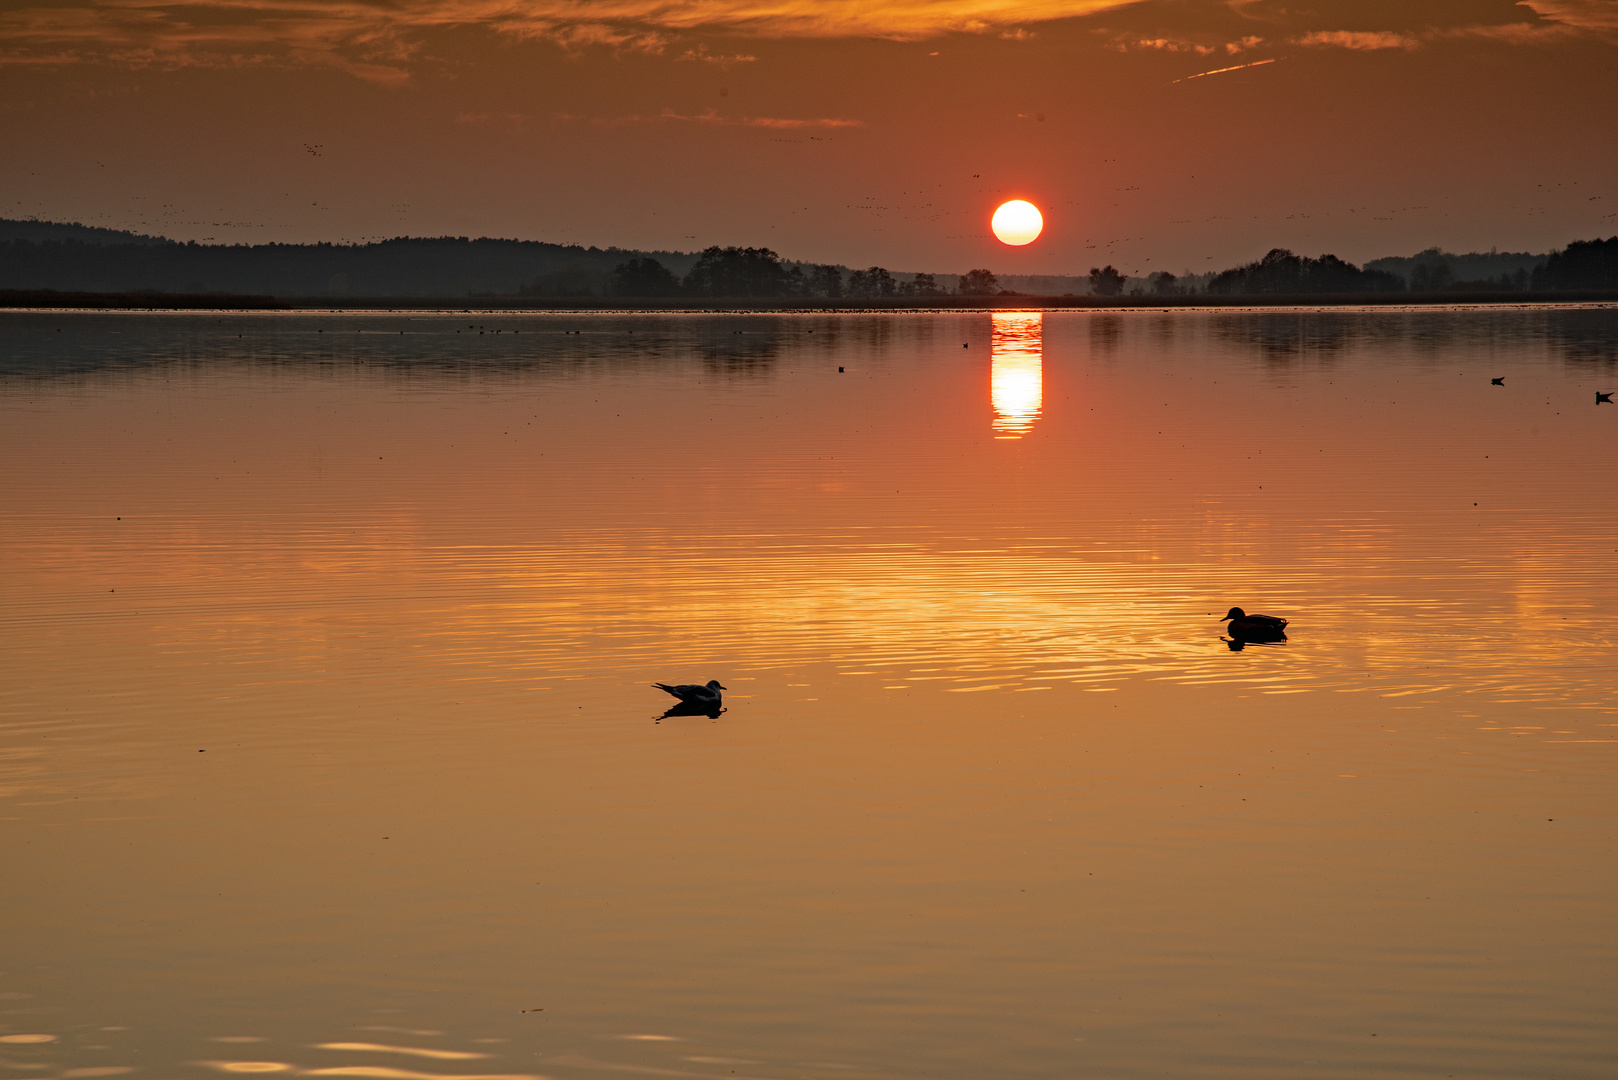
1222, 636, 1287, 651
990, 311, 1043, 439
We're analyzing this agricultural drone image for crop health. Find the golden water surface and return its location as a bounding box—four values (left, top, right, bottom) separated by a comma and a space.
1, 307, 1615, 1080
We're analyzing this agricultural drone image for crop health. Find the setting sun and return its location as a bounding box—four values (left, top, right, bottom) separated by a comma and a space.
991, 200, 1043, 246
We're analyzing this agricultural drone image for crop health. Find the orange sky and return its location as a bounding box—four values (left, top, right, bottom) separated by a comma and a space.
2, 0, 1616, 274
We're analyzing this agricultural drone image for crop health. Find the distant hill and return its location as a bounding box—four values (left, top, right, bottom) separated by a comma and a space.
0, 222, 1093, 299
0, 219, 701, 297
0, 218, 172, 247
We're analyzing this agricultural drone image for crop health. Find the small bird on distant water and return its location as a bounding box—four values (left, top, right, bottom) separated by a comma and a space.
1598, 392, 1612, 404
1491, 377, 1504, 385
1221, 607, 1288, 639
652, 679, 726, 706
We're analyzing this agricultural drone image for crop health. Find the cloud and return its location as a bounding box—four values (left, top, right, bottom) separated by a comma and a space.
1296, 10, 1613, 52
1518, 0, 1618, 36
456, 111, 524, 125
1295, 30, 1421, 50
4, 0, 1611, 78
736, 114, 864, 128
675, 44, 756, 65
1125, 37, 1215, 54
1441, 20, 1582, 45
569, 107, 864, 128
544, 23, 670, 53
1233, 0, 1618, 46
0, 0, 1145, 74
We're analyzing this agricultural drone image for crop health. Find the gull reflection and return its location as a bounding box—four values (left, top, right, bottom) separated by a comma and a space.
990, 312, 1043, 438
657, 702, 727, 721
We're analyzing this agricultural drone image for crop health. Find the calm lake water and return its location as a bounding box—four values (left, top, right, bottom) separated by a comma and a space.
2, 306, 1615, 1080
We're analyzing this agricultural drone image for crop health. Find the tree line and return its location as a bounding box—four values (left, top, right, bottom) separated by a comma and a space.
1534, 236, 1618, 290
2, 217, 1614, 299
1204, 249, 1404, 295
609, 246, 1005, 299
1092, 239, 1616, 296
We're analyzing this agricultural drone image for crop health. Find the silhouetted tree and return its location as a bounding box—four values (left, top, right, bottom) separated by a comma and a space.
958, 268, 999, 295
848, 266, 896, 299
1210, 249, 1300, 294
1532, 236, 1618, 290
808, 264, 843, 298
610, 257, 679, 297
897, 273, 941, 297
1309, 253, 1399, 292
682, 245, 790, 297
1147, 271, 1180, 296
1409, 249, 1454, 292
1088, 265, 1126, 296
1207, 249, 1402, 295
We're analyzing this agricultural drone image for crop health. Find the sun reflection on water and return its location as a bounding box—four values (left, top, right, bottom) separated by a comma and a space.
989, 311, 1042, 438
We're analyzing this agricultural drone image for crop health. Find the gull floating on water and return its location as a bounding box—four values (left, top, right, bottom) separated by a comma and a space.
652, 680, 726, 706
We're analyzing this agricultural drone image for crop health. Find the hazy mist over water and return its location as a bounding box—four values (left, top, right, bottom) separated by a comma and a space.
2, 306, 1615, 1080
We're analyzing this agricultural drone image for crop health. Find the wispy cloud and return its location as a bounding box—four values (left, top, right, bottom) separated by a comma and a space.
1114, 33, 1267, 57
567, 107, 864, 128
1519, 0, 1618, 37
1295, 12, 1612, 53
0, 0, 1142, 74
2, 0, 1612, 78
675, 44, 756, 65
1295, 30, 1420, 51
1125, 37, 1216, 55
1234, 0, 1618, 47
456, 111, 524, 125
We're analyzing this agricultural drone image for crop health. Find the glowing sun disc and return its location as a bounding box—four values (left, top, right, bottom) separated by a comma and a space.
992, 200, 1043, 246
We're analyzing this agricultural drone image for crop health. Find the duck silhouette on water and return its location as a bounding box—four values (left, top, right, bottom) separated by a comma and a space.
652, 679, 726, 719
1220, 607, 1288, 643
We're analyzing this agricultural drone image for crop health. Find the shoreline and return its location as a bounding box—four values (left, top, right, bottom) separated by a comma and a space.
4, 288, 1617, 312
